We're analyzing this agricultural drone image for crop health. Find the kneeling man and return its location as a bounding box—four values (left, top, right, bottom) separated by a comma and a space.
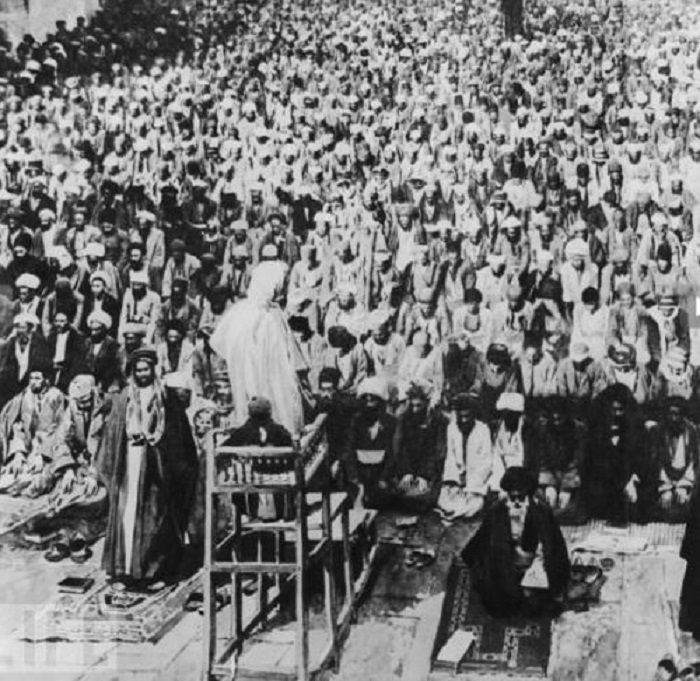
461, 467, 570, 617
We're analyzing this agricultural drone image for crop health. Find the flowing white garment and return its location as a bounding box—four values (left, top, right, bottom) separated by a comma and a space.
210, 262, 305, 435
122, 442, 144, 575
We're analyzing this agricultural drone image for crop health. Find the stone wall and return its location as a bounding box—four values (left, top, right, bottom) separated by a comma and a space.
0, 0, 100, 45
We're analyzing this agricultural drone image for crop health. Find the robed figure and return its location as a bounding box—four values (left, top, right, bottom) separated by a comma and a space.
680, 488, 700, 640
210, 259, 308, 435
98, 346, 197, 582
461, 467, 570, 617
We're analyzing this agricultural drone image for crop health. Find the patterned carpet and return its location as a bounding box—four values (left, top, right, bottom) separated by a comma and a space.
432, 560, 551, 678
561, 521, 685, 549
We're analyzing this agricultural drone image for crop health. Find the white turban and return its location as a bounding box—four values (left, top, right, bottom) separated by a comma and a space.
357, 376, 389, 402
87, 310, 112, 329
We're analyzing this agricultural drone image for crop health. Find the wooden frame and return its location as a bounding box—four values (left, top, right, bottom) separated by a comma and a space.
202, 416, 348, 681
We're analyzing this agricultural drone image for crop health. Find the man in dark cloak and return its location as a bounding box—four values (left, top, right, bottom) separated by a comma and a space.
97, 346, 197, 584
584, 384, 654, 523
461, 467, 570, 617
680, 488, 700, 640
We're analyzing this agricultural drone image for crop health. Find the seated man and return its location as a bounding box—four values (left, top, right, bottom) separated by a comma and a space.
341, 377, 396, 508
397, 329, 444, 408
649, 397, 699, 523
0, 312, 51, 410
491, 392, 535, 487
312, 367, 357, 482
533, 396, 587, 523
438, 392, 493, 520
584, 384, 655, 523
320, 325, 369, 396
0, 359, 66, 497
461, 467, 570, 617
556, 342, 604, 420
387, 383, 445, 511
222, 396, 293, 521
596, 342, 658, 409
442, 331, 485, 407
49, 374, 110, 509
478, 343, 522, 424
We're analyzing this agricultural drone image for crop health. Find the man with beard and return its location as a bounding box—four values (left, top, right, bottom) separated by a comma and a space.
363, 309, 406, 380
369, 250, 401, 312
388, 383, 445, 511
98, 346, 196, 584
476, 253, 509, 310
130, 210, 165, 293
224, 244, 252, 301
83, 310, 122, 394
47, 309, 86, 393
161, 239, 200, 300
80, 242, 122, 302
478, 343, 522, 423
12, 273, 43, 320
560, 238, 599, 320
313, 367, 357, 482
596, 342, 658, 408
438, 392, 492, 520
223, 219, 254, 272
534, 396, 588, 522
461, 467, 569, 617
647, 292, 691, 368
584, 384, 654, 523
556, 342, 605, 418
82, 271, 120, 338
443, 331, 485, 406
119, 241, 149, 291
2, 232, 48, 293
491, 391, 535, 486
648, 397, 699, 523
261, 211, 301, 269
342, 377, 396, 508
156, 319, 195, 380
320, 325, 369, 397
191, 323, 227, 400
157, 278, 200, 344
50, 374, 110, 506
118, 269, 161, 345
0, 313, 51, 409
0, 358, 66, 497
198, 285, 230, 331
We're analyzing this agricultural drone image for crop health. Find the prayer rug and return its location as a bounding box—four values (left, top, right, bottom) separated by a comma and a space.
29, 571, 199, 644
431, 560, 551, 677
561, 521, 685, 551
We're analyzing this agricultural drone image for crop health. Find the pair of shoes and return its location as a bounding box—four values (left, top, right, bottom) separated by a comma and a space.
43, 531, 91, 564
404, 547, 436, 569
44, 530, 70, 562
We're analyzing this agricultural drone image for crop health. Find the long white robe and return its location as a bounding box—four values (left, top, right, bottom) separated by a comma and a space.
210, 262, 306, 435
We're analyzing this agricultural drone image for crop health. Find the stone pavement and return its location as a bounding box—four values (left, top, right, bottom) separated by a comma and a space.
0, 512, 697, 681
